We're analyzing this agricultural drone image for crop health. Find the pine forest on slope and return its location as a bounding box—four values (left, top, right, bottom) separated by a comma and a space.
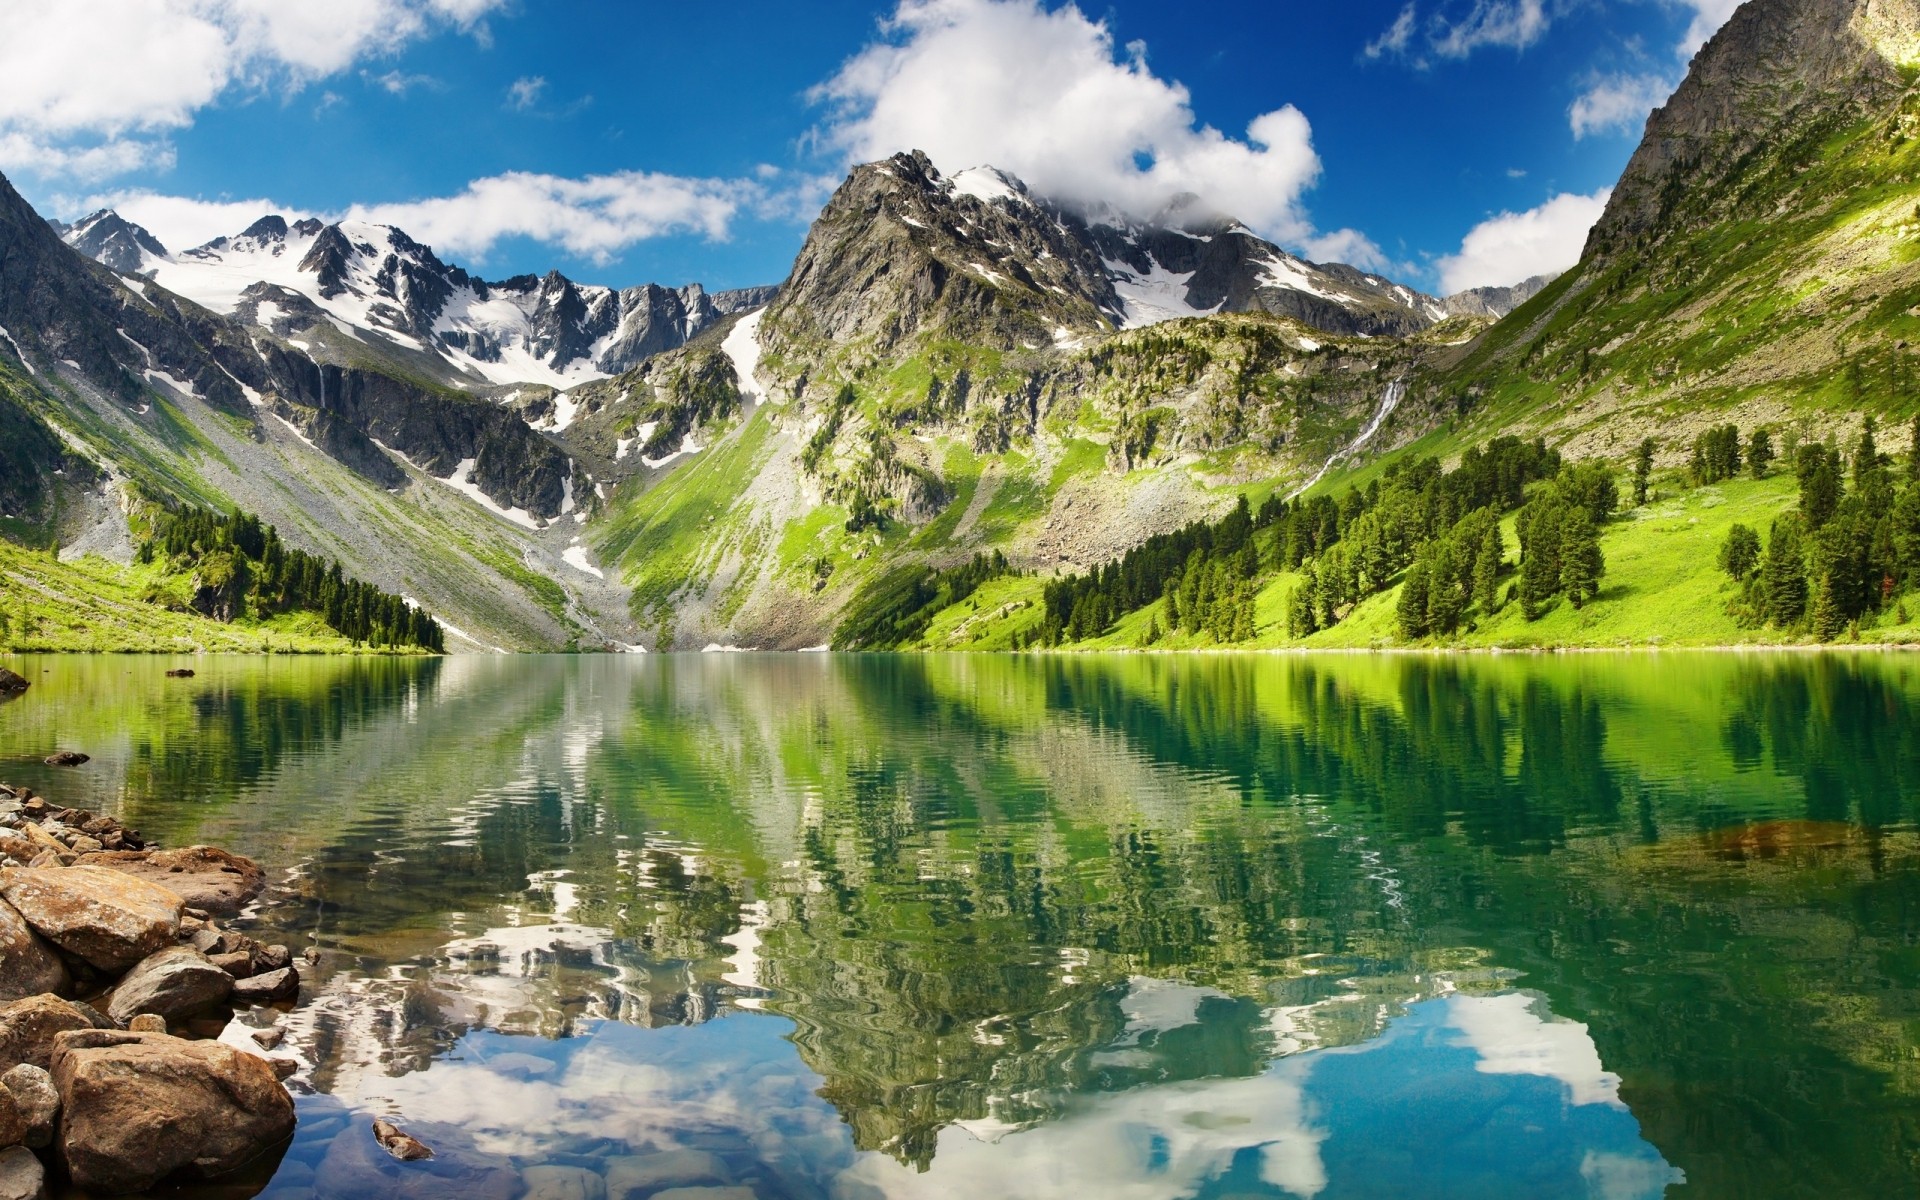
3, 0, 1918, 654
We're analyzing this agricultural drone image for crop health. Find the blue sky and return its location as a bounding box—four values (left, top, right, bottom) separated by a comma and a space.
0, 0, 1739, 294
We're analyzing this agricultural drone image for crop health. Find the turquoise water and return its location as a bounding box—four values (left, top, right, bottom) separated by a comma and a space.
3, 651, 1919, 1198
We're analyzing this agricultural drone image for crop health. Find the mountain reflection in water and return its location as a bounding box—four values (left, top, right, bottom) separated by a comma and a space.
3, 651, 1918, 1198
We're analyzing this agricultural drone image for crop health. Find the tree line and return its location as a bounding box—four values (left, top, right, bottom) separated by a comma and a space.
138, 505, 445, 651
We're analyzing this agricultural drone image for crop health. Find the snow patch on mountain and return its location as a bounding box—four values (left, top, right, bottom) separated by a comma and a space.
1106, 258, 1222, 329
722, 310, 767, 406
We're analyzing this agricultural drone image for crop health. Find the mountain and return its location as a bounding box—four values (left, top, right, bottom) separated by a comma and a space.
1419, 0, 1920, 462
60, 211, 776, 391
0, 167, 640, 651
22, 0, 1901, 658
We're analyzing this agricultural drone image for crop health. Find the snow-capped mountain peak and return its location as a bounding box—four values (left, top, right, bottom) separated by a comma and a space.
62, 210, 776, 391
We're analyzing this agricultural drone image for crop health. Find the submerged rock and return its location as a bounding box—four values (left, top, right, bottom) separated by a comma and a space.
374, 1118, 433, 1161
604, 1149, 733, 1198
0, 866, 182, 971
0, 900, 69, 1002
39, 753, 87, 768
523, 1163, 608, 1200
76, 846, 265, 915
106, 946, 234, 1025
316, 1116, 519, 1200
0, 671, 27, 699
51, 1028, 295, 1194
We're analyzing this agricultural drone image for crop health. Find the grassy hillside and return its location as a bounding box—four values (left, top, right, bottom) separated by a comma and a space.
884, 452, 1920, 652
0, 541, 382, 654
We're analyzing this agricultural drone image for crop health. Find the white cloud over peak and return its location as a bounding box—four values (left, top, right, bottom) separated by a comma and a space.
0, 0, 508, 182
1569, 72, 1673, 139
1435, 188, 1610, 293
81, 166, 836, 267
811, 0, 1340, 248
1677, 0, 1742, 57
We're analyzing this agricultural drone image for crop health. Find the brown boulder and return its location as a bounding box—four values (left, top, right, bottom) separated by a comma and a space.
106, 946, 234, 1025
75, 847, 265, 916
40, 754, 87, 768
0, 900, 68, 1002
0, 995, 110, 1073
51, 1028, 294, 1193
0, 867, 182, 971
231, 966, 298, 1006
3, 1063, 58, 1149
0, 670, 26, 698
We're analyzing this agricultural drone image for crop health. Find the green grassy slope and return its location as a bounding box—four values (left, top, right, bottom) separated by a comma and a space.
0, 541, 382, 654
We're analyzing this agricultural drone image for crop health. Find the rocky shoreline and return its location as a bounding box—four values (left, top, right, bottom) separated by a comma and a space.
0, 780, 302, 1197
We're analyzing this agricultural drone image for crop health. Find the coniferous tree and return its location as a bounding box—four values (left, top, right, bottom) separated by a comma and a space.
1473, 523, 1504, 613
1634, 438, 1655, 506
1797, 443, 1843, 529
1909, 413, 1920, 481
1747, 428, 1774, 479
1762, 515, 1810, 625
1560, 509, 1604, 608
1396, 559, 1431, 639
1719, 524, 1762, 582
1855, 416, 1883, 488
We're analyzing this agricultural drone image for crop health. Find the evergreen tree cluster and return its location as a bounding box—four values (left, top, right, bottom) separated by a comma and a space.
1514, 467, 1615, 618
137, 505, 444, 651
835, 551, 1015, 650
1724, 416, 1920, 639
1032, 494, 1268, 646
1284, 436, 1561, 639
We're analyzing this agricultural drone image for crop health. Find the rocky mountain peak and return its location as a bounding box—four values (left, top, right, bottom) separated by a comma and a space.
1588, 0, 1920, 260
59, 209, 169, 275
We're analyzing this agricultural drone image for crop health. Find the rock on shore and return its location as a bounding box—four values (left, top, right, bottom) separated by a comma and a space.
53, 1028, 295, 1192
0, 782, 301, 1194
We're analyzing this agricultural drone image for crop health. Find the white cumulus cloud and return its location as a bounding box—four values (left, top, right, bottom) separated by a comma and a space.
0, 0, 509, 181
1677, 0, 1742, 57
78, 166, 836, 266
1435, 188, 1611, 293
506, 76, 548, 111
811, 0, 1338, 247
1569, 72, 1673, 139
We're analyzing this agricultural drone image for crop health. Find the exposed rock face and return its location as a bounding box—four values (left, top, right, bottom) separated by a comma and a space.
58, 210, 167, 275
0, 995, 111, 1073
51, 1028, 295, 1194
106, 946, 234, 1025
77, 845, 265, 915
1587, 0, 1920, 261
0, 902, 69, 1001
1440, 274, 1558, 318
0, 867, 182, 971
762, 151, 1119, 363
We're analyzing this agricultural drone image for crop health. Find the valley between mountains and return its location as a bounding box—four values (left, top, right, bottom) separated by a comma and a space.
6, 0, 1920, 654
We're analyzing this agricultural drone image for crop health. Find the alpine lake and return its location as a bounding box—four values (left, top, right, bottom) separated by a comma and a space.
1, 650, 1917, 1200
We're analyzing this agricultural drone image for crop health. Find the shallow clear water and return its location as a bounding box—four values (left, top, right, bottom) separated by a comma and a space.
3, 651, 1920, 1198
